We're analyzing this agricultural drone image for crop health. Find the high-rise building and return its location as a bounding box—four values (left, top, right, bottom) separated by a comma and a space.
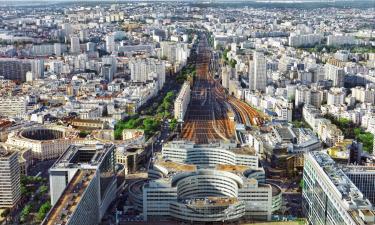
70, 35, 80, 54
0, 58, 32, 82
101, 64, 114, 82
0, 146, 21, 208
105, 34, 115, 53
31, 59, 44, 79
249, 51, 267, 92
79, 29, 88, 42
43, 144, 117, 225
86, 42, 96, 52
129, 58, 166, 88
303, 151, 375, 225
54, 43, 63, 56
62, 23, 72, 38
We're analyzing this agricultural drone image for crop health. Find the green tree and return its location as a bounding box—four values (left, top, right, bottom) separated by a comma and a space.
39, 185, 48, 195
78, 130, 90, 138
169, 118, 178, 131
36, 202, 52, 222
20, 204, 32, 223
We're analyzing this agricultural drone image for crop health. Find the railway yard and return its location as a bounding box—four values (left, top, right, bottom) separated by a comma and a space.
180, 35, 264, 144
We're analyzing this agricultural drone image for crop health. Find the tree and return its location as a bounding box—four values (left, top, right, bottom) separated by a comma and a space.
169, 118, 178, 131
39, 185, 48, 195
78, 130, 90, 138
36, 202, 52, 222
20, 204, 32, 223
229, 59, 237, 68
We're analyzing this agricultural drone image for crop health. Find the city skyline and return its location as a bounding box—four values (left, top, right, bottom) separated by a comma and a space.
0, 1, 374, 224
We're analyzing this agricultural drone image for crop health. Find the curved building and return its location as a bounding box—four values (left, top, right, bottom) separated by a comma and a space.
162, 141, 258, 168
6, 125, 78, 160
139, 141, 282, 223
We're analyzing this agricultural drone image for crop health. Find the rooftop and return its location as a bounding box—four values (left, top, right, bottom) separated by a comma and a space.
157, 161, 197, 172
181, 197, 238, 208
216, 164, 249, 173
52, 144, 114, 169
311, 151, 372, 209
42, 169, 95, 225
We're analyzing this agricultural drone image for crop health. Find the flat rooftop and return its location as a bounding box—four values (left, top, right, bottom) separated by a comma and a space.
42, 169, 95, 225
216, 164, 249, 173
157, 161, 197, 172
311, 151, 372, 209
232, 146, 256, 156
53, 144, 113, 169
182, 197, 238, 208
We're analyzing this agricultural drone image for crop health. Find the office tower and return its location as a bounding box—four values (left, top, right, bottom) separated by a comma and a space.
0, 97, 27, 117
54, 43, 62, 56
0, 58, 32, 82
70, 35, 80, 54
174, 82, 191, 121
249, 51, 267, 92
101, 64, 114, 82
325, 63, 345, 87
0, 146, 21, 208
102, 55, 117, 74
79, 29, 88, 42
31, 59, 44, 79
86, 42, 96, 52
302, 152, 375, 225
105, 34, 115, 53
43, 144, 117, 225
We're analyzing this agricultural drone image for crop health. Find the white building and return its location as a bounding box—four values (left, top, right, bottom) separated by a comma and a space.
174, 82, 191, 122
325, 63, 345, 87
351, 86, 375, 104
327, 35, 356, 46
288, 33, 323, 47
70, 35, 80, 54
105, 34, 115, 53
0, 96, 27, 117
327, 87, 346, 106
137, 141, 281, 222
129, 58, 166, 90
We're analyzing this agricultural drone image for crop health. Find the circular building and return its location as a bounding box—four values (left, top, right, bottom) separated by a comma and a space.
6, 125, 78, 160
